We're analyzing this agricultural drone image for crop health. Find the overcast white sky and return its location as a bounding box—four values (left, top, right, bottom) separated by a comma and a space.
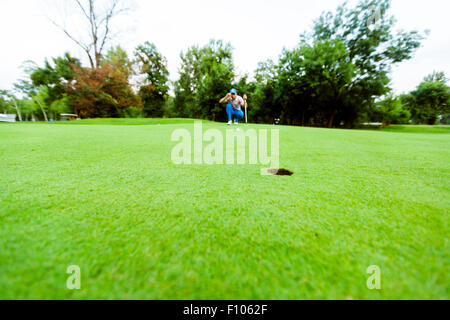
0, 0, 449, 94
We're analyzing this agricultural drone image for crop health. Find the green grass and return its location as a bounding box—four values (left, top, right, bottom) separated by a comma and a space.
0, 120, 448, 299
382, 124, 450, 134
17, 118, 208, 126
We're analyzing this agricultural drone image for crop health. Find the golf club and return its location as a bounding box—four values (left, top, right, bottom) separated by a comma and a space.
244, 98, 248, 126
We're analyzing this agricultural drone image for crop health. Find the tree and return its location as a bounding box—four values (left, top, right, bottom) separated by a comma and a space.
50, 95, 72, 119
371, 94, 410, 125
30, 53, 80, 106
69, 63, 142, 118
23, 53, 81, 119
278, 39, 355, 127
174, 40, 235, 121
0, 90, 9, 113
26, 50, 142, 119
99, 45, 143, 117
0, 90, 24, 121
174, 45, 203, 118
405, 75, 450, 124
19, 99, 41, 121
307, 0, 423, 127
49, 0, 134, 69
196, 44, 235, 122
33, 87, 50, 121
424, 71, 448, 83
102, 45, 134, 79
134, 42, 170, 117
261, 0, 424, 128
250, 60, 281, 124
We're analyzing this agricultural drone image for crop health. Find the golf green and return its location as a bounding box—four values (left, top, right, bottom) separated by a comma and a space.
0, 120, 448, 299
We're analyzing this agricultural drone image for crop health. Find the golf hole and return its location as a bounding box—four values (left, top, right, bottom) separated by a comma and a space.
267, 168, 294, 176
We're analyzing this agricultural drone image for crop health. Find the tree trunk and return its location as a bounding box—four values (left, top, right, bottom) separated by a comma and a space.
12, 98, 22, 121
35, 98, 48, 122
327, 109, 336, 128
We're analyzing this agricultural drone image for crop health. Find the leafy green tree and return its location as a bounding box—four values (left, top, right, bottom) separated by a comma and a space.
102, 46, 134, 79
0, 90, 26, 121
19, 99, 40, 121
101, 46, 143, 118
33, 86, 50, 121
305, 0, 423, 127
0, 90, 11, 113
196, 43, 235, 121
250, 60, 281, 124
29, 53, 80, 112
279, 39, 355, 127
405, 76, 450, 124
134, 42, 169, 117
424, 71, 448, 83
174, 45, 203, 117
49, 95, 72, 120
161, 94, 176, 118
174, 40, 234, 121
261, 0, 423, 127
372, 94, 410, 125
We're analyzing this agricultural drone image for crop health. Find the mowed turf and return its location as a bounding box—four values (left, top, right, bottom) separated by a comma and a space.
0, 119, 448, 299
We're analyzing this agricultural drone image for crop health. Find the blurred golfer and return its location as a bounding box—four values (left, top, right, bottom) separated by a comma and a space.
219, 88, 247, 125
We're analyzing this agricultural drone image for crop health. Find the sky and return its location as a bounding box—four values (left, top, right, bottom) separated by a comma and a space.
0, 0, 449, 95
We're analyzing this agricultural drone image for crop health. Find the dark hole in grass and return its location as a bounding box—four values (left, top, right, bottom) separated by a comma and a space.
267, 168, 294, 176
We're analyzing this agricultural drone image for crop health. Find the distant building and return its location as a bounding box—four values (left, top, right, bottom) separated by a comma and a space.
0, 114, 17, 122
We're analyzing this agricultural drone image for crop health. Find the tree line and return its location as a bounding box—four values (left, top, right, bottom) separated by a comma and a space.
1, 0, 449, 127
